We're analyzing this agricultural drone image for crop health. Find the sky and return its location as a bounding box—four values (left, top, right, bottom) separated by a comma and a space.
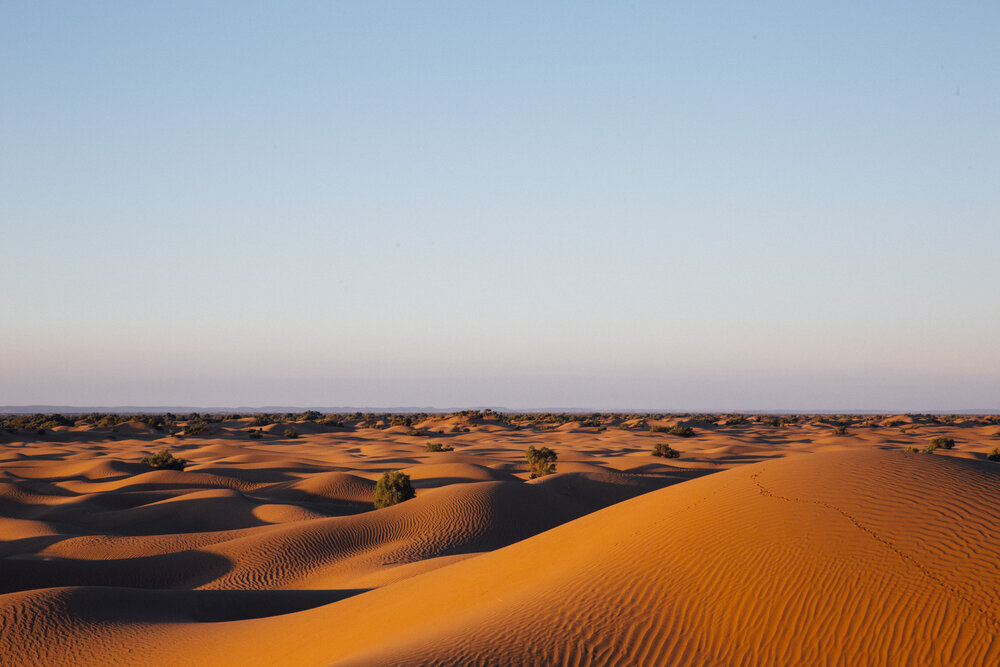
1, 2, 998, 411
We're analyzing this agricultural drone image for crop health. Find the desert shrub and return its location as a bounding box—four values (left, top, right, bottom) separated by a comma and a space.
668, 425, 695, 438
374, 471, 416, 508
254, 415, 274, 427
425, 441, 453, 452
525, 445, 557, 478
830, 425, 847, 436
141, 449, 187, 471
184, 420, 209, 435
248, 428, 263, 440
283, 427, 299, 439
652, 442, 680, 458
404, 428, 424, 436
903, 446, 919, 453
649, 425, 669, 433
988, 448, 1000, 462
929, 437, 955, 450
301, 410, 322, 421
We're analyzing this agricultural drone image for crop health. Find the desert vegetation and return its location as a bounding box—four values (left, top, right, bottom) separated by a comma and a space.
525, 445, 557, 478
652, 443, 681, 458
929, 437, 955, 450
140, 449, 187, 471
374, 471, 416, 508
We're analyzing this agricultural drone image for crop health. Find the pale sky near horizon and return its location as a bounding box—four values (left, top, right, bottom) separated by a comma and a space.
2, 2, 998, 411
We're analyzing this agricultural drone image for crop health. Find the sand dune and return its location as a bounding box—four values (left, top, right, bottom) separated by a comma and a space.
2, 414, 999, 665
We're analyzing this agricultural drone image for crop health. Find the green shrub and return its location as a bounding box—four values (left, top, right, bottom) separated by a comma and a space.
248, 428, 263, 440
903, 446, 919, 453
929, 437, 955, 450
425, 441, 453, 452
830, 425, 847, 436
668, 425, 695, 438
184, 420, 209, 435
283, 427, 299, 439
988, 448, 1000, 462
652, 442, 680, 458
374, 471, 416, 508
525, 445, 557, 478
141, 449, 187, 471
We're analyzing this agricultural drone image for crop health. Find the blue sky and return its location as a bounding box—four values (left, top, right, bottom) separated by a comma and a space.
2, 2, 998, 410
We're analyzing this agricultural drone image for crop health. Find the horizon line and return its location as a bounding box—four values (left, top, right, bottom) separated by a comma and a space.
2, 405, 997, 416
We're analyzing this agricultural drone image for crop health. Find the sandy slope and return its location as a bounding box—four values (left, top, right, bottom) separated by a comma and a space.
2, 415, 999, 665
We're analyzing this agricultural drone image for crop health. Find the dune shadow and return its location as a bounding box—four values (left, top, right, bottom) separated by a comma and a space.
0, 548, 233, 594
168, 588, 371, 621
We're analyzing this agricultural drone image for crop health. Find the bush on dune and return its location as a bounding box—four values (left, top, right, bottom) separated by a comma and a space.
141, 449, 187, 471
425, 441, 453, 452
374, 471, 416, 508
929, 437, 955, 450
668, 425, 695, 438
652, 442, 680, 458
525, 445, 557, 478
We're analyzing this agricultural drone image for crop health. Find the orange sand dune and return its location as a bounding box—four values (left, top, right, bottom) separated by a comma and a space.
2, 415, 999, 665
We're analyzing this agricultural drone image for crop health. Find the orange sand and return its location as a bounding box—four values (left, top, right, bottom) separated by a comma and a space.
2, 414, 999, 665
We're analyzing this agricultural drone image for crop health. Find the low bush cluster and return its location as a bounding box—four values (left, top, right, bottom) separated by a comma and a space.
929, 437, 955, 450
652, 443, 680, 458
525, 446, 557, 478
668, 425, 695, 438
141, 449, 187, 471
374, 471, 416, 508
184, 420, 209, 435
425, 441, 454, 452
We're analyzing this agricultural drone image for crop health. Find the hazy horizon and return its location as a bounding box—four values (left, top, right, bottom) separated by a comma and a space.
3, 3, 997, 410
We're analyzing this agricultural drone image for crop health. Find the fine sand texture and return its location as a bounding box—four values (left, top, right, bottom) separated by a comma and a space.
2, 413, 1000, 665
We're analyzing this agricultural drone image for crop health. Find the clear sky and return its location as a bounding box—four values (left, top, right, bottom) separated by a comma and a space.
2, 2, 998, 411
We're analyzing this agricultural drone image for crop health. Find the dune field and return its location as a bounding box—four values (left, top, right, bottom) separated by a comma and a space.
2, 411, 1000, 665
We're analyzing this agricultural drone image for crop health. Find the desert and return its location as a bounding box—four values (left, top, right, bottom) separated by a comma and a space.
2, 411, 1000, 665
